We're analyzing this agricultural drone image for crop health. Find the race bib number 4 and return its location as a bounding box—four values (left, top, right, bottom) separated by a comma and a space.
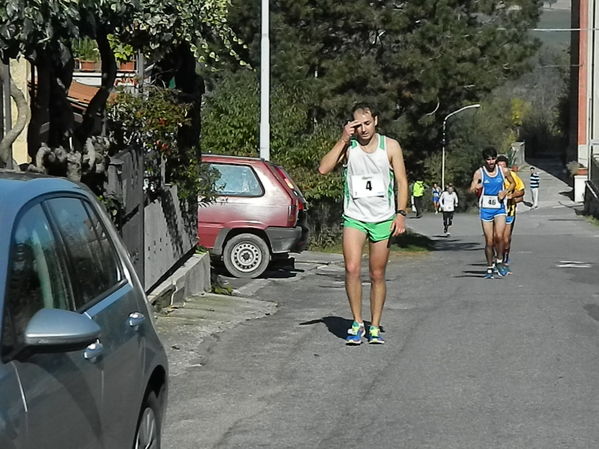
351, 174, 385, 198
481, 194, 501, 209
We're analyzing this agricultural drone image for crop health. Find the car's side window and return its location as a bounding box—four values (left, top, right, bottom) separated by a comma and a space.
46, 197, 122, 310
81, 202, 122, 287
2, 204, 73, 354
212, 163, 263, 196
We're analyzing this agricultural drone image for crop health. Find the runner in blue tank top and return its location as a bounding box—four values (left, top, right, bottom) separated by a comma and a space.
469, 147, 516, 279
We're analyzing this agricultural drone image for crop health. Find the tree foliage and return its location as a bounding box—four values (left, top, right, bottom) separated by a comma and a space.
201, 70, 343, 201
107, 85, 218, 202
229, 0, 543, 172
0, 0, 242, 213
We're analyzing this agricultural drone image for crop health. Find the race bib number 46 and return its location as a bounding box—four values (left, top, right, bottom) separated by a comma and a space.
481, 194, 501, 209
351, 174, 385, 198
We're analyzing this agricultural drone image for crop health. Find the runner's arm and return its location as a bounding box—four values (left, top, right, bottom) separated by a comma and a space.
511, 186, 525, 199
318, 121, 358, 174
500, 168, 516, 201
388, 139, 408, 236
469, 170, 482, 193
510, 173, 525, 203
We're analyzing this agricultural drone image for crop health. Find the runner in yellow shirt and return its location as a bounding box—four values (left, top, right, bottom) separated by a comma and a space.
496, 155, 525, 274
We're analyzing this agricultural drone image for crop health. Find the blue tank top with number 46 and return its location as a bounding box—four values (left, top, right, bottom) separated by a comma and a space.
479, 166, 505, 209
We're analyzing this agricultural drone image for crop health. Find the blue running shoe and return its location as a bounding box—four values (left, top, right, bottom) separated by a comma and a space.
346, 321, 365, 345
368, 326, 385, 344
496, 263, 509, 277
484, 268, 494, 279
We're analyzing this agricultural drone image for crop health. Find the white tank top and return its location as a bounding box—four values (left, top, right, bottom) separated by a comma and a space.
343, 134, 395, 222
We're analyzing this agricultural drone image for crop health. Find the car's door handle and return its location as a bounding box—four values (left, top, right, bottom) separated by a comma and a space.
84, 341, 104, 361
128, 312, 145, 329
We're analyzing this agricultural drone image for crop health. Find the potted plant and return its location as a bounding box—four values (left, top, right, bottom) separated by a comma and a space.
72, 38, 100, 71
566, 160, 588, 176
108, 35, 136, 72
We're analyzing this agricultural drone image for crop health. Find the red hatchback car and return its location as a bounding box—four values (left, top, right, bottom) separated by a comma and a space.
199, 154, 309, 278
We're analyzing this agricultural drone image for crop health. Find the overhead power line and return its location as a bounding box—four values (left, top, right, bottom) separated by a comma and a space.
531, 27, 599, 32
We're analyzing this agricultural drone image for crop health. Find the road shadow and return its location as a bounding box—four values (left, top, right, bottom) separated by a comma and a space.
299, 316, 385, 340
390, 231, 436, 251
299, 316, 352, 340
211, 256, 304, 280
392, 230, 481, 252
559, 189, 574, 201
433, 240, 482, 252
526, 156, 567, 181
262, 263, 305, 279
454, 270, 488, 278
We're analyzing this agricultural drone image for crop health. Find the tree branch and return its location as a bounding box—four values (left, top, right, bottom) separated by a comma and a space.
0, 64, 31, 168
76, 27, 117, 144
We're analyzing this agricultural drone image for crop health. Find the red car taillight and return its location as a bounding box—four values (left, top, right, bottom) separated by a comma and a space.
287, 204, 298, 226
273, 165, 307, 210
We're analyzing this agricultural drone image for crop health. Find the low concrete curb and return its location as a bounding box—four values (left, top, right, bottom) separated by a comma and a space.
147, 252, 211, 309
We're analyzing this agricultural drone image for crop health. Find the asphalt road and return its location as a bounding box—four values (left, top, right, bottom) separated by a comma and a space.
157, 165, 599, 449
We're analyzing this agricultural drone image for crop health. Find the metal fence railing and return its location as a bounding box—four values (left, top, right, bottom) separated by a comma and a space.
591, 156, 599, 189
106, 147, 195, 292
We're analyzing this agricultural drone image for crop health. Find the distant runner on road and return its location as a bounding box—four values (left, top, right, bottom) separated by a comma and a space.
530, 166, 540, 209
432, 182, 442, 214
318, 102, 409, 345
469, 147, 516, 279
496, 155, 525, 274
439, 185, 458, 236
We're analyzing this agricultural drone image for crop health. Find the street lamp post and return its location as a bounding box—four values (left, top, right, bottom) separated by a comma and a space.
441, 103, 480, 189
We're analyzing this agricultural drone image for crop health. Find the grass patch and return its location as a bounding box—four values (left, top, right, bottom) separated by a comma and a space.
584, 215, 599, 227
308, 229, 434, 255
390, 231, 435, 253
210, 272, 233, 295
312, 243, 344, 253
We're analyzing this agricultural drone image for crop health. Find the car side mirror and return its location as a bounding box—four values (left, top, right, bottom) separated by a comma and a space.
24, 309, 101, 353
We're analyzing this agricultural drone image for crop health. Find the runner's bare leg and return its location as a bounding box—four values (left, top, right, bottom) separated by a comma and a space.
481, 221, 496, 266
368, 238, 391, 327
493, 215, 506, 261
343, 227, 367, 324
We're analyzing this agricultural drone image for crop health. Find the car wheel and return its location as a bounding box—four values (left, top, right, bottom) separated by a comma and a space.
223, 233, 270, 278
134, 390, 161, 449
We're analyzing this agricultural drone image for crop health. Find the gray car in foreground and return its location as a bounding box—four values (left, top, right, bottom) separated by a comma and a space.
0, 170, 168, 448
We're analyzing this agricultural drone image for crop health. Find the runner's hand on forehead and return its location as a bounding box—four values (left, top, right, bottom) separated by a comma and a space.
342, 120, 361, 141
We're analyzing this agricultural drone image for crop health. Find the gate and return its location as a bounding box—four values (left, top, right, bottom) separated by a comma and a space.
106, 148, 196, 292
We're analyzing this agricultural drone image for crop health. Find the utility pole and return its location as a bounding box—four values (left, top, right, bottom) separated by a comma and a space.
259, 0, 270, 160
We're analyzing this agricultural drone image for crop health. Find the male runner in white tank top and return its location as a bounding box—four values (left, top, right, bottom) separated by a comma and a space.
318, 102, 409, 345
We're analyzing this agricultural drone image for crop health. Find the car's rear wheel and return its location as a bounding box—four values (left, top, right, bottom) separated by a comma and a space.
223, 233, 270, 278
134, 390, 161, 449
